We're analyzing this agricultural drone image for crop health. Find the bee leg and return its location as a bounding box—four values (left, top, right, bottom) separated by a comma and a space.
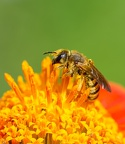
77, 76, 84, 92
56, 64, 65, 69
62, 69, 74, 78
88, 59, 94, 65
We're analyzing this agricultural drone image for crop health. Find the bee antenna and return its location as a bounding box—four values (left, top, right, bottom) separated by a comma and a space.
43, 51, 56, 55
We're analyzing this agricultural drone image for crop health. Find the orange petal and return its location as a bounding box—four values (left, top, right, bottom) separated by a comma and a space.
99, 82, 125, 133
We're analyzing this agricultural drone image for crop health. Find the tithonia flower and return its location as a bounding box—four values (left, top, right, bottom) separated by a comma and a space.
0, 57, 125, 144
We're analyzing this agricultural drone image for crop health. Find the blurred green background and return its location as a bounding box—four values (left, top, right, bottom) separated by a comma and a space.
0, 0, 125, 97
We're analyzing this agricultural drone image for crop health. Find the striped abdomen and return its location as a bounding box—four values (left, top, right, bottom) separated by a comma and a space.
85, 74, 100, 100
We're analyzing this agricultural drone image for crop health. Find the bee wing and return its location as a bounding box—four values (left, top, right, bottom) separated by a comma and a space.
77, 62, 111, 92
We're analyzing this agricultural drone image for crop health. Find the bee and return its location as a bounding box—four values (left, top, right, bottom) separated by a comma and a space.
44, 49, 111, 101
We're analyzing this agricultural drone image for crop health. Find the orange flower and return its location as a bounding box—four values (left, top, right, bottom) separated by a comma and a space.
0, 57, 125, 144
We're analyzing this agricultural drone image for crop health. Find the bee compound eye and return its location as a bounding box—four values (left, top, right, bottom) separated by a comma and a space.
61, 53, 66, 58
52, 53, 66, 64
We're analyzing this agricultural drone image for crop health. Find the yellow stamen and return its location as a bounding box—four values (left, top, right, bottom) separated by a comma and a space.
76, 88, 90, 107
4, 73, 24, 103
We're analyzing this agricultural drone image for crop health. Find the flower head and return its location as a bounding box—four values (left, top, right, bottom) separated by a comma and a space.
0, 57, 125, 144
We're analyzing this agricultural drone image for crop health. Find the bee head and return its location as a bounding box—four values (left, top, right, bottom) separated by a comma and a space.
44, 49, 70, 65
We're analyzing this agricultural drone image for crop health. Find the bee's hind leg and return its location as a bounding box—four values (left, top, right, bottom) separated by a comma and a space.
77, 76, 85, 92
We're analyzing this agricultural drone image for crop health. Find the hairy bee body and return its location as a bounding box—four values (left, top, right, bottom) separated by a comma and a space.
44, 49, 111, 101
85, 74, 100, 100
